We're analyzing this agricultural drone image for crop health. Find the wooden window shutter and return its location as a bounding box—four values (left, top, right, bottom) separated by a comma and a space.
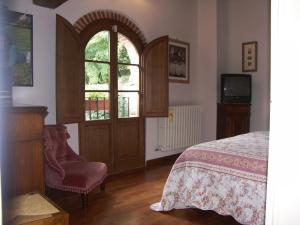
142, 36, 169, 117
56, 15, 83, 124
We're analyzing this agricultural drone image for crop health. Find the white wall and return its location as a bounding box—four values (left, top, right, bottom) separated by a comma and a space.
217, 0, 270, 131
9, 4, 56, 124
196, 0, 218, 142
8, 0, 218, 159
266, 1, 300, 224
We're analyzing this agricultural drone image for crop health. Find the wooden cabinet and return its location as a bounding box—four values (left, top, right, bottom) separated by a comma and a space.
3, 106, 48, 198
217, 103, 250, 139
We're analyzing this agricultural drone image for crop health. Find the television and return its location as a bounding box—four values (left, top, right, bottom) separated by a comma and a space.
221, 74, 252, 103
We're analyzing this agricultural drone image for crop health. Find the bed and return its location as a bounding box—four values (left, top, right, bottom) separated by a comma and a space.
151, 131, 269, 225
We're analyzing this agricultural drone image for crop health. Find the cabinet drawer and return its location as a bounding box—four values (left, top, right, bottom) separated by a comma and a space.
221, 104, 250, 114
11, 112, 44, 141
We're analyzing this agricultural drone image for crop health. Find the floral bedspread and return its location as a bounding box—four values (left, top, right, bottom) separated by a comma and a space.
151, 132, 269, 225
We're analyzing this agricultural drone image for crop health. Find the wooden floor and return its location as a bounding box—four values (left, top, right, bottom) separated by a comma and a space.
49, 162, 241, 225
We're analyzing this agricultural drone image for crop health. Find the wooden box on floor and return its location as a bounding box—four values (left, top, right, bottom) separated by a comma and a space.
4, 193, 69, 225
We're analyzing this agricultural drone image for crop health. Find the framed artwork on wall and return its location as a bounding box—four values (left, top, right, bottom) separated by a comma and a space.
242, 41, 257, 72
169, 39, 189, 83
8, 11, 33, 86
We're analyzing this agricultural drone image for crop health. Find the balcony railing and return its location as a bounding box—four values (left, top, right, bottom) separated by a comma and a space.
85, 96, 130, 120
118, 96, 130, 118
85, 97, 109, 120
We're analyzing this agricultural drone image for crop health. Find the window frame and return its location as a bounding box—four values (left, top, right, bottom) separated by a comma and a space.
80, 19, 144, 121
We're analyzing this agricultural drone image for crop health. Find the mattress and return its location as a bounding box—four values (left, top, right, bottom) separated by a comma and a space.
151, 131, 269, 225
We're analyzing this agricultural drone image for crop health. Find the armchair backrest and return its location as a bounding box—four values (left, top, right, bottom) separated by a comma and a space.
44, 125, 70, 161
44, 125, 72, 177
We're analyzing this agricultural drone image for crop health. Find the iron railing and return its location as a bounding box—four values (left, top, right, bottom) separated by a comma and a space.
85, 96, 130, 120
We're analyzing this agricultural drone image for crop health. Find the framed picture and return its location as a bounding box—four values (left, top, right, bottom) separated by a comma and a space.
8, 11, 33, 86
242, 41, 257, 72
169, 39, 189, 83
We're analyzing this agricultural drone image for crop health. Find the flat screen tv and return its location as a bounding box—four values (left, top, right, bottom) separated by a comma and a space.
221, 74, 252, 103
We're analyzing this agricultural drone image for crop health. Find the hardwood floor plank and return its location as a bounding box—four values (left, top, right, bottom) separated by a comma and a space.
47, 163, 241, 225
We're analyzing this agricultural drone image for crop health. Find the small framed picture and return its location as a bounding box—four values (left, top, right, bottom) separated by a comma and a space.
8, 11, 33, 86
169, 39, 189, 83
242, 41, 257, 72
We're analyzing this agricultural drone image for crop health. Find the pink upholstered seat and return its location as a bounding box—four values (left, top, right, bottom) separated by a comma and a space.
44, 125, 107, 196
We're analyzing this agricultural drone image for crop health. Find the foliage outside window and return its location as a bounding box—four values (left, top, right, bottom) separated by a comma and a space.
84, 30, 140, 121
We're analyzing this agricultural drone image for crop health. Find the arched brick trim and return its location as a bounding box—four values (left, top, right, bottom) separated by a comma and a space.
74, 10, 147, 45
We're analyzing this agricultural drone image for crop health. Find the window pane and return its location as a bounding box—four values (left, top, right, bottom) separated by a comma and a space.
118, 92, 139, 118
85, 31, 110, 62
85, 92, 110, 121
85, 62, 109, 91
118, 33, 139, 64
118, 65, 139, 91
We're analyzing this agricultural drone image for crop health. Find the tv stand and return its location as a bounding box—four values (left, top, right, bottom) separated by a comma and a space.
217, 103, 251, 139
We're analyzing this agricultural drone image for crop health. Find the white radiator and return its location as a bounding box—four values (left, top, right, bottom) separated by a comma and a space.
157, 105, 202, 151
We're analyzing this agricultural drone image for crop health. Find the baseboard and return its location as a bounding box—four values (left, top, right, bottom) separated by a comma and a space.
146, 153, 181, 168
106, 154, 181, 182
105, 166, 145, 182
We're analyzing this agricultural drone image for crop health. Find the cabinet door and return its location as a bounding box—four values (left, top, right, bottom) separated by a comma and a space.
217, 103, 250, 139
224, 117, 236, 138
56, 15, 84, 124
142, 36, 169, 117
224, 115, 249, 138
11, 141, 44, 196
234, 115, 250, 135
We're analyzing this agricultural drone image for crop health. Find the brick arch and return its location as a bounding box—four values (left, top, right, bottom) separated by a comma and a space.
73, 10, 147, 45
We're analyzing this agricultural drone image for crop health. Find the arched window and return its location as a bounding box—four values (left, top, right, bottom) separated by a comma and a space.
83, 28, 141, 121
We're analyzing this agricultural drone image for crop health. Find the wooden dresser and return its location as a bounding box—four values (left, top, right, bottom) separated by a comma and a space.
2, 105, 69, 225
217, 103, 251, 139
3, 106, 48, 197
